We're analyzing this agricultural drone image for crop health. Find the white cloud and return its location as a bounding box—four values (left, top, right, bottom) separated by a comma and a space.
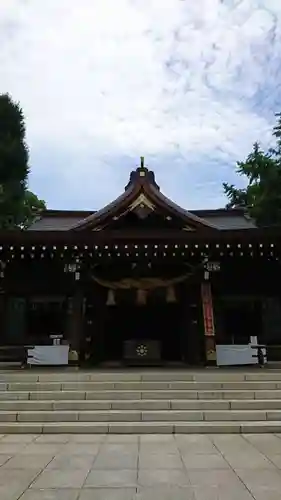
0, 0, 281, 209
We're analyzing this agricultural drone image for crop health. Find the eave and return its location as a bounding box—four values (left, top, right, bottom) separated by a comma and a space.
0, 227, 280, 246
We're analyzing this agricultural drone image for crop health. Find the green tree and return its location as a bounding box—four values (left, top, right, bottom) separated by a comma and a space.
21, 190, 46, 229
223, 115, 281, 226
0, 93, 46, 229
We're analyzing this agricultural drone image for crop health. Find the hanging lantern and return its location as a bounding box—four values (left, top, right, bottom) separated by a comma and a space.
106, 289, 116, 306
166, 286, 177, 303
136, 289, 147, 306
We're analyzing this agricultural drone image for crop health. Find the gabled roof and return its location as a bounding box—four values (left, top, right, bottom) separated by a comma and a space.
70, 162, 218, 232
27, 160, 257, 232
28, 207, 257, 231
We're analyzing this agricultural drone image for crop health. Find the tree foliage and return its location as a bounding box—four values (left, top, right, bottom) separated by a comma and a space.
223, 114, 281, 226
21, 190, 46, 229
0, 93, 46, 229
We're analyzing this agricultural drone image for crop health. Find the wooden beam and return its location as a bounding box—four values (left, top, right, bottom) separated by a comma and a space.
0, 227, 280, 245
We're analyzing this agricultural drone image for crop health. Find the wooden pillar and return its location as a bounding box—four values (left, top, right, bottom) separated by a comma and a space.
0, 292, 5, 339
92, 303, 107, 365
67, 288, 84, 356
201, 280, 217, 365
180, 283, 204, 365
81, 283, 108, 366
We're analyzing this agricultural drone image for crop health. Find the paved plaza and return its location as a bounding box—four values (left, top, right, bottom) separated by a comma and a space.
0, 433, 281, 499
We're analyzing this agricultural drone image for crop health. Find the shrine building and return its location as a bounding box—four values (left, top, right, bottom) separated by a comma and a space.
0, 158, 281, 366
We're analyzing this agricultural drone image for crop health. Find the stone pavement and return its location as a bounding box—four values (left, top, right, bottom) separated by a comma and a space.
0, 434, 281, 499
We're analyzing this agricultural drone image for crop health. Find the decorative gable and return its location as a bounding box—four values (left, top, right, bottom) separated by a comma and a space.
129, 194, 155, 218
71, 158, 217, 232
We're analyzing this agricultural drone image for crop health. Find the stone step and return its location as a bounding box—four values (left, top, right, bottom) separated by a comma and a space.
0, 409, 281, 422
1, 370, 281, 433
4, 380, 281, 391
0, 420, 281, 434
2, 389, 281, 400
2, 371, 281, 383
1, 398, 281, 411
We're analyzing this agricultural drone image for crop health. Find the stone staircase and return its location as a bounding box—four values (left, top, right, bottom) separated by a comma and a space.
0, 370, 281, 433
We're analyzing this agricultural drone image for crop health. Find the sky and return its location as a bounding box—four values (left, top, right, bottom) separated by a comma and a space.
1, 0, 281, 211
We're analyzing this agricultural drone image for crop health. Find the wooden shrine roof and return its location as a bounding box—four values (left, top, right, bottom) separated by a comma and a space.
28, 207, 256, 232
0, 161, 280, 251
27, 160, 257, 233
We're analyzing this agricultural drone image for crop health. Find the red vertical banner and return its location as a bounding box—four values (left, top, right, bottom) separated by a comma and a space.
201, 282, 215, 336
